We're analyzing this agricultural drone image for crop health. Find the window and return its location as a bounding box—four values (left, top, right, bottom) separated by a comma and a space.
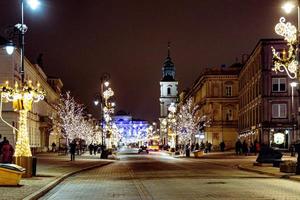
272, 78, 286, 92
272, 103, 287, 118
225, 85, 232, 96
167, 87, 171, 95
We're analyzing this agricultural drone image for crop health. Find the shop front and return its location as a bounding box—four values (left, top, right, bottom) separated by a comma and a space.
269, 128, 292, 149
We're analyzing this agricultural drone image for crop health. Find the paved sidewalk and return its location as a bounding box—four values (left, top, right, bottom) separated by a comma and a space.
237, 155, 300, 182
173, 150, 300, 182
0, 153, 113, 200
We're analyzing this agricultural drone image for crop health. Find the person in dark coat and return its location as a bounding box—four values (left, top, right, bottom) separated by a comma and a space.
242, 140, 249, 156
220, 141, 225, 152
195, 143, 200, 150
69, 140, 76, 161
185, 143, 190, 157
191, 143, 195, 151
1, 140, 14, 163
0, 137, 7, 156
88, 143, 94, 155
235, 139, 242, 155
93, 144, 98, 155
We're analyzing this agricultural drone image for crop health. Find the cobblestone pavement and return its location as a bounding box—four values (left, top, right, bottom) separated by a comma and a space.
40, 152, 300, 200
0, 153, 111, 200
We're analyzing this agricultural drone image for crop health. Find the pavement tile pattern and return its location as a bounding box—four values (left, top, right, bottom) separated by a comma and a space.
40, 152, 300, 200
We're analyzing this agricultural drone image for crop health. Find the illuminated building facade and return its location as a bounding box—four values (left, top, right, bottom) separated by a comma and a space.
183, 65, 241, 149
238, 39, 298, 149
0, 46, 63, 152
113, 111, 149, 146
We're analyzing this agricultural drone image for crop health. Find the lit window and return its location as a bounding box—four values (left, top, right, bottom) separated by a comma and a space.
272, 78, 286, 92
272, 103, 287, 118
225, 85, 232, 96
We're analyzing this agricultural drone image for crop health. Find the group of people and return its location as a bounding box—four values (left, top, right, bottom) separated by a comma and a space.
0, 137, 14, 163
235, 139, 260, 155
88, 143, 102, 155
177, 141, 213, 157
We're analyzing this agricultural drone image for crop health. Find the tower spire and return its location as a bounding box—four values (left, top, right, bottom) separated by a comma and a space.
167, 41, 171, 57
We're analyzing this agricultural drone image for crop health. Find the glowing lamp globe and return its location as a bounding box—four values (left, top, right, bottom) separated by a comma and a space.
282, 2, 296, 14
27, 0, 40, 10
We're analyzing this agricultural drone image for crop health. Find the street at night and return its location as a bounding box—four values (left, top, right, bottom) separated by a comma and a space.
2, 1, 300, 199
39, 151, 300, 200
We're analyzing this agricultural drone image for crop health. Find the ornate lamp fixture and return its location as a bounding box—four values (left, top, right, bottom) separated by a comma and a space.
0, 80, 45, 157
272, 17, 298, 79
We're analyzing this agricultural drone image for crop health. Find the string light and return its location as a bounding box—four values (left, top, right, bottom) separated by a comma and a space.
272, 17, 298, 79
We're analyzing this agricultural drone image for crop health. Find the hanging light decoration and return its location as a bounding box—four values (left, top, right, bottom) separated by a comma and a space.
272, 17, 298, 79
0, 80, 45, 157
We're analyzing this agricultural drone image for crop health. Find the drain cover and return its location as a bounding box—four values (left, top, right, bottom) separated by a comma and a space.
206, 182, 226, 184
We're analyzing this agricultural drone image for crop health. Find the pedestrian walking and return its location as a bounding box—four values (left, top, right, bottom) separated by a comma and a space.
207, 142, 212, 152
185, 143, 190, 157
200, 141, 205, 150
0, 137, 7, 155
1, 140, 14, 163
51, 142, 57, 152
255, 141, 261, 155
69, 140, 76, 161
88, 143, 94, 155
191, 143, 195, 151
195, 143, 199, 150
235, 139, 242, 155
93, 144, 98, 155
242, 140, 249, 156
220, 141, 225, 152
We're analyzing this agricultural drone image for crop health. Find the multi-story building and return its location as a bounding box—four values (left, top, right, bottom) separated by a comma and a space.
238, 39, 298, 149
184, 65, 241, 149
113, 110, 149, 146
0, 42, 63, 153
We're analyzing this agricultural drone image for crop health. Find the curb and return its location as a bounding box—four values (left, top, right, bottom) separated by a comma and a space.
237, 164, 291, 179
23, 161, 113, 200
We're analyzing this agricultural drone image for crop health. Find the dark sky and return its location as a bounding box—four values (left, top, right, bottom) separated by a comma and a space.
0, 0, 293, 122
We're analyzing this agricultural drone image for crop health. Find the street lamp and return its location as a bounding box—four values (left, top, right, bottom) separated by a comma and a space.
0, 0, 44, 177
282, 1, 297, 14
291, 81, 298, 141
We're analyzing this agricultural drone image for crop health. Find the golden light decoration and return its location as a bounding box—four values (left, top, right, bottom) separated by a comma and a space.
0, 80, 45, 157
272, 17, 298, 79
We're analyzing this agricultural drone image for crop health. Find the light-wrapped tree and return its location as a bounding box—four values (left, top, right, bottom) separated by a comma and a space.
54, 91, 84, 141
176, 98, 199, 144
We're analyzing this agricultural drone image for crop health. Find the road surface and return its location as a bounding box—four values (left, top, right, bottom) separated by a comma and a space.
40, 151, 300, 200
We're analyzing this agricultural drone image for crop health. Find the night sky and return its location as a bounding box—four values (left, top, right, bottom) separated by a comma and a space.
0, 0, 293, 122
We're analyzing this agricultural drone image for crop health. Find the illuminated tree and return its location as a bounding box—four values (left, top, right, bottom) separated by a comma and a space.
176, 98, 199, 144
54, 92, 84, 141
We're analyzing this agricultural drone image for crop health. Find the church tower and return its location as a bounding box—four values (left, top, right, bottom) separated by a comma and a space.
159, 42, 178, 118
159, 43, 178, 145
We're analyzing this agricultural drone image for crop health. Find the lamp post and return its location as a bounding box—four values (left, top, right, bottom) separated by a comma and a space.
291, 81, 298, 142
94, 73, 110, 146
0, 0, 44, 177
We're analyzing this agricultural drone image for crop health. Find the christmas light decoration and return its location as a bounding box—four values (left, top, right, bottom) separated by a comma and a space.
272, 17, 298, 79
176, 98, 199, 144
0, 80, 45, 157
54, 92, 84, 141
167, 103, 177, 149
